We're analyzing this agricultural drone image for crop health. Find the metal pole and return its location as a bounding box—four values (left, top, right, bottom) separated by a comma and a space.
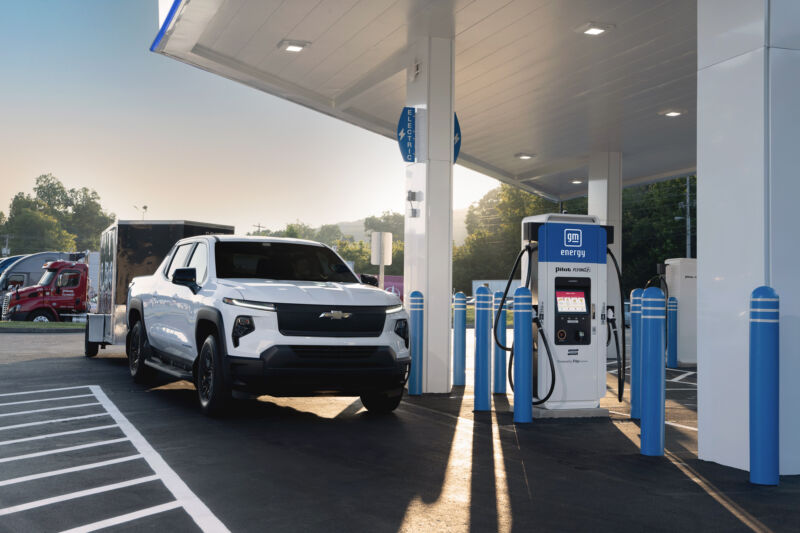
686, 175, 691, 258
474, 286, 491, 411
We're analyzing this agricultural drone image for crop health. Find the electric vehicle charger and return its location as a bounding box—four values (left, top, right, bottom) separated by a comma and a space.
493, 214, 627, 409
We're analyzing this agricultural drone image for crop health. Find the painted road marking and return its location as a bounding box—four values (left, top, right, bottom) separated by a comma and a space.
0, 455, 143, 487
60, 501, 184, 533
90, 385, 229, 532
0, 413, 111, 432
0, 386, 92, 398
0, 437, 129, 464
0, 424, 118, 446
0, 475, 159, 517
0, 394, 96, 407
0, 402, 102, 418
0, 385, 229, 532
668, 371, 695, 383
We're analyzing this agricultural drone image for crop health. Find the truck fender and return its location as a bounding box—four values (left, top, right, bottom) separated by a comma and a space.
127, 297, 145, 330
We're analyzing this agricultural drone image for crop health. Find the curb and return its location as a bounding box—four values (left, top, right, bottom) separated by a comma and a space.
0, 327, 84, 334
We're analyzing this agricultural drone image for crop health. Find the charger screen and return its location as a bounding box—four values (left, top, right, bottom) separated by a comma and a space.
556, 290, 587, 313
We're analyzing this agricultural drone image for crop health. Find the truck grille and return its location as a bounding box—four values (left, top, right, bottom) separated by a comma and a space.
1, 293, 10, 321
276, 304, 387, 337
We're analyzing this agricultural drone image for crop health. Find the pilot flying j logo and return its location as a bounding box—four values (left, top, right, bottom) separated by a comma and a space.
561, 228, 586, 258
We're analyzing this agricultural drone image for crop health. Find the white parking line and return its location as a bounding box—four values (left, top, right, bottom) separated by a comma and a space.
669, 371, 695, 383
0, 413, 110, 432
0, 403, 102, 418
0, 455, 143, 487
0, 424, 118, 446
0, 385, 228, 532
0, 394, 96, 407
90, 386, 230, 532
60, 501, 183, 533
0, 474, 159, 517
0, 386, 92, 397
0, 437, 129, 464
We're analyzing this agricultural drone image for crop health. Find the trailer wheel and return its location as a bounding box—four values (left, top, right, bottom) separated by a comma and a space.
84, 325, 99, 358
27, 308, 55, 322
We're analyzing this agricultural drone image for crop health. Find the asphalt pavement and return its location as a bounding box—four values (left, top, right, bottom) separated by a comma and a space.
0, 332, 797, 532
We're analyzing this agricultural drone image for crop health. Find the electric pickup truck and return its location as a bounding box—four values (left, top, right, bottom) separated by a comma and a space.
126, 235, 410, 415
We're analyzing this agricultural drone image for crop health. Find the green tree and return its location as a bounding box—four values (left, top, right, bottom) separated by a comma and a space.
6, 207, 75, 254
283, 221, 316, 240
33, 174, 71, 221
364, 211, 404, 241
65, 187, 115, 250
315, 224, 346, 246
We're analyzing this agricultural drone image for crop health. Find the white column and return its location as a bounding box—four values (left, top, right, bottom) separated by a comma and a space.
588, 152, 623, 352
697, 0, 800, 475
403, 36, 454, 394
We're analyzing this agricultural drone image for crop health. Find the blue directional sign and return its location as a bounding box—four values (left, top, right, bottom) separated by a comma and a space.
454, 112, 461, 163
397, 107, 416, 162
396, 108, 462, 164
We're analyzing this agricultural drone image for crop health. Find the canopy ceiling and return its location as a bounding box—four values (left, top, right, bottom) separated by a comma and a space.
153, 0, 697, 200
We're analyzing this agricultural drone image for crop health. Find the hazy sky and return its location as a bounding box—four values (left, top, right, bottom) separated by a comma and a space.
0, 0, 498, 234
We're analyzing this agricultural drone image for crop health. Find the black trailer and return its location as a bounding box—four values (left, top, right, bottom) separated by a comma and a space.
86, 220, 234, 354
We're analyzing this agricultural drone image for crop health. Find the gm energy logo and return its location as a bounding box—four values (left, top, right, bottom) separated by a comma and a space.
564, 229, 582, 247
562, 228, 586, 258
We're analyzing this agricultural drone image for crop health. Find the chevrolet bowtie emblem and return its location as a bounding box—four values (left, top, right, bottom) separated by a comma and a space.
319, 310, 352, 320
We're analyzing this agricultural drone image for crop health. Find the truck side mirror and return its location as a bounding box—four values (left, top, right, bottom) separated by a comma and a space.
361, 274, 379, 287
172, 268, 200, 294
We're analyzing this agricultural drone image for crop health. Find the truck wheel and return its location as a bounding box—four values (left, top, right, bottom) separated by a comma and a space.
85, 325, 99, 358
28, 309, 55, 322
360, 388, 404, 414
128, 321, 153, 383
196, 334, 230, 417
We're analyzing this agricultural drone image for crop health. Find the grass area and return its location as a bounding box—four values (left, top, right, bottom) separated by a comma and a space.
0, 320, 85, 330
464, 306, 514, 328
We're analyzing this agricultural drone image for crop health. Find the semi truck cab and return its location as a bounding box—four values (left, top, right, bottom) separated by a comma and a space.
1, 261, 89, 322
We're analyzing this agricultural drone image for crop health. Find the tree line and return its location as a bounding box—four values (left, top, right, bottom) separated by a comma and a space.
0, 174, 115, 254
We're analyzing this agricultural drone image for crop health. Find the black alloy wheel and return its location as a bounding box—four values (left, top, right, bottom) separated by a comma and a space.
128, 321, 153, 382
197, 334, 230, 416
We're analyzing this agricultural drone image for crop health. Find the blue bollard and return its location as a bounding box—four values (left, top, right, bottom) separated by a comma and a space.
667, 297, 678, 368
641, 287, 666, 456
513, 287, 533, 423
474, 287, 492, 411
749, 286, 780, 486
453, 292, 467, 386
630, 288, 644, 420
409, 291, 424, 396
493, 291, 507, 394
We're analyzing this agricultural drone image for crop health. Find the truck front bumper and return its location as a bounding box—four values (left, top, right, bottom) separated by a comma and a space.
227, 345, 410, 396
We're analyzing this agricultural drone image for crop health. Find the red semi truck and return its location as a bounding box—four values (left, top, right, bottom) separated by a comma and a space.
1, 261, 89, 322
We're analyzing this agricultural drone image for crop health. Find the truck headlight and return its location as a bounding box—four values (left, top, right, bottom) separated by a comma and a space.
394, 319, 409, 348
223, 297, 276, 312
232, 316, 255, 347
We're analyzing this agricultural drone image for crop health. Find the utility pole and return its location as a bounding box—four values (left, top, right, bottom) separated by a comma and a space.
253, 223, 265, 234
686, 175, 691, 258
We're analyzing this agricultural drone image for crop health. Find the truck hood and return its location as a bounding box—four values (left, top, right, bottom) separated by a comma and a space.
217, 279, 401, 307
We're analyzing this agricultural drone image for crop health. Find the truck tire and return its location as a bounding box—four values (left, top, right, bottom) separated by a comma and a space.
128, 321, 153, 383
196, 334, 230, 416
85, 325, 99, 358
360, 388, 404, 414
28, 308, 55, 322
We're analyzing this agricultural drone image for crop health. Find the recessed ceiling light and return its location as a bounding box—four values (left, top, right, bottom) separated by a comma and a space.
515, 153, 535, 160
277, 39, 310, 53
665, 111, 681, 117
571, 180, 583, 185
658, 109, 684, 117
574, 22, 615, 36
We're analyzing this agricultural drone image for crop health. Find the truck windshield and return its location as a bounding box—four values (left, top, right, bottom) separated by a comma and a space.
215, 242, 359, 283
37, 269, 57, 287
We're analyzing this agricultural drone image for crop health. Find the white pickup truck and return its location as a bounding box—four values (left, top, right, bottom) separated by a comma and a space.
126, 235, 410, 415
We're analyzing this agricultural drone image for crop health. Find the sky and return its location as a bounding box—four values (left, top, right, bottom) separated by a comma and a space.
0, 0, 498, 234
